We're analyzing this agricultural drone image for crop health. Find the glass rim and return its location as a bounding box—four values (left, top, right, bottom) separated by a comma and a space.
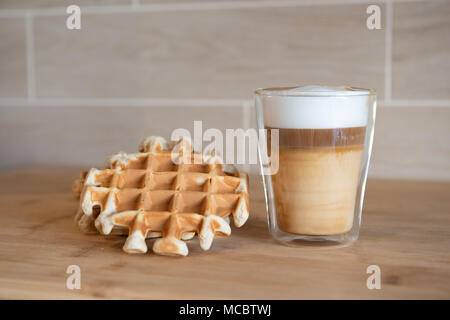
254, 86, 376, 97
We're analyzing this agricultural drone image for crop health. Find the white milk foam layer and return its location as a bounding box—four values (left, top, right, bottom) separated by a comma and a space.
260, 85, 371, 129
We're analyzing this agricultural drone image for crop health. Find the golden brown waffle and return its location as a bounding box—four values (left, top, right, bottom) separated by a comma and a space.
73, 136, 249, 256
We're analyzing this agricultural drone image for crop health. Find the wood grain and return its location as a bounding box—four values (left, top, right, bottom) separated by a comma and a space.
0, 168, 449, 299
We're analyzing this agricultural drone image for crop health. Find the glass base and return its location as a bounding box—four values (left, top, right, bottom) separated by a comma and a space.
271, 229, 359, 249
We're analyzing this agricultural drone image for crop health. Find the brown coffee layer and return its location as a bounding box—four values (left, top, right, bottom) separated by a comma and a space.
266, 126, 366, 148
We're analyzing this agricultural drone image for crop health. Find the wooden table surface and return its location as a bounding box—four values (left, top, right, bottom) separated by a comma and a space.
0, 167, 449, 299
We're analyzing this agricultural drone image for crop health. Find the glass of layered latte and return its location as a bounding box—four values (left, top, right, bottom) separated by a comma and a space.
256, 86, 376, 245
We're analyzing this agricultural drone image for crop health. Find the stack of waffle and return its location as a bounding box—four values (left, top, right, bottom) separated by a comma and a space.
72, 136, 249, 256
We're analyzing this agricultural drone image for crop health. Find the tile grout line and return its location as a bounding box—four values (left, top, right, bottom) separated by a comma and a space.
379, 100, 450, 107
25, 13, 36, 102
0, 0, 426, 18
1, 98, 450, 108
384, 0, 393, 102
0, 98, 249, 108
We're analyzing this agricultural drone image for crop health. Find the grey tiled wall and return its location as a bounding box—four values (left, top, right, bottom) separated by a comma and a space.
0, 0, 449, 180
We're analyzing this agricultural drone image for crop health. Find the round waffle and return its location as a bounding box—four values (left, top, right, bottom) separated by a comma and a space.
73, 136, 249, 256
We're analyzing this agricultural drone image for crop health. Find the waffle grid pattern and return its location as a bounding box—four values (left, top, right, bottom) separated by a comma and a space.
74, 137, 249, 256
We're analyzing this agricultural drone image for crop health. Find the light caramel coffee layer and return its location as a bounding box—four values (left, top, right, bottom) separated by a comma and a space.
273, 146, 364, 235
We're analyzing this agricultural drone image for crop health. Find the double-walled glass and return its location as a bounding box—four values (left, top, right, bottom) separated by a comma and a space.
256, 86, 376, 245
